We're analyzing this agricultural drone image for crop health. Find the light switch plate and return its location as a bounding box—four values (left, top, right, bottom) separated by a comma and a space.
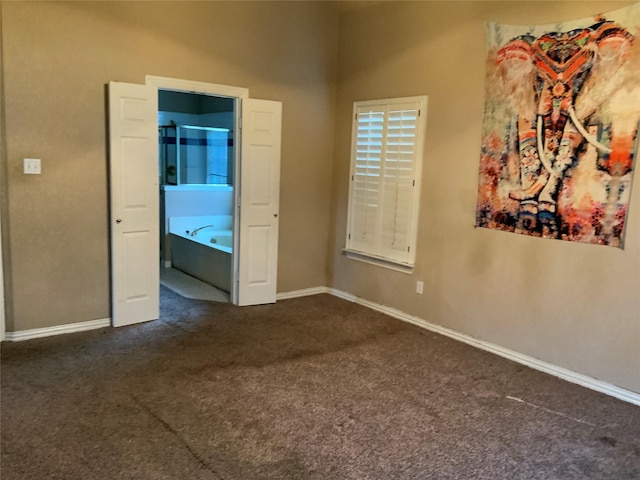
24, 158, 41, 175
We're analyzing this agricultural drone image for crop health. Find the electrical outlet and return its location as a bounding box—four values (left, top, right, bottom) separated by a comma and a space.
24, 158, 41, 175
416, 281, 424, 294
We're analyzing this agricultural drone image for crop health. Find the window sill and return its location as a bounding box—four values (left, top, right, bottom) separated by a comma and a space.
342, 249, 414, 274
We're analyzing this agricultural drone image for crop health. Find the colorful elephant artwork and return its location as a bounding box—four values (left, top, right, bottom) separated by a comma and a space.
476, 4, 640, 247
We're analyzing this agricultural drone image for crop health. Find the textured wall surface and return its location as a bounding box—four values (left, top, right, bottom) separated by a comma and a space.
1, 1, 638, 395
0, 1, 339, 331
330, 1, 640, 393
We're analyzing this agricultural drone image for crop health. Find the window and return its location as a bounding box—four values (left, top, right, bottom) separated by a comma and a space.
345, 96, 427, 269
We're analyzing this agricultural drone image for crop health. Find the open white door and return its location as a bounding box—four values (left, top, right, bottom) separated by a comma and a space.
0, 204, 4, 341
109, 82, 159, 327
237, 99, 282, 306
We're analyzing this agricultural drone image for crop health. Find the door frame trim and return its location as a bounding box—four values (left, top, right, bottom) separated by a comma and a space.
145, 75, 248, 305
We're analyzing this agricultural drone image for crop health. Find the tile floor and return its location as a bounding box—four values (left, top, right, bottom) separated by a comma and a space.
160, 267, 230, 303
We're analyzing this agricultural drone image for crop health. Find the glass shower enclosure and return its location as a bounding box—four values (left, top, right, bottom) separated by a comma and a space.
159, 124, 231, 186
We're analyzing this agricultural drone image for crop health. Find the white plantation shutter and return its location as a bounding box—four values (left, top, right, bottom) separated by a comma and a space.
351, 109, 383, 247
346, 96, 427, 267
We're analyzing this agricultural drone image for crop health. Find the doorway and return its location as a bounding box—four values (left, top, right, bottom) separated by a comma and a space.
146, 76, 249, 309
158, 90, 236, 304
109, 76, 283, 327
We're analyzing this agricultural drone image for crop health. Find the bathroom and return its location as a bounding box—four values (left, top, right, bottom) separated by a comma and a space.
158, 90, 236, 302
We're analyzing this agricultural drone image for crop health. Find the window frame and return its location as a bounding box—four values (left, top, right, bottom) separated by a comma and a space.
344, 95, 427, 271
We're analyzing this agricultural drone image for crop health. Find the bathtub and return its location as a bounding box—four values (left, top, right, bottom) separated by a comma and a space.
168, 216, 233, 293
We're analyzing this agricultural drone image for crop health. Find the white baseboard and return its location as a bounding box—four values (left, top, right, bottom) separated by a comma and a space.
6, 287, 332, 341
5, 318, 111, 342
4, 287, 638, 406
277, 286, 331, 300
329, 288, 640, 407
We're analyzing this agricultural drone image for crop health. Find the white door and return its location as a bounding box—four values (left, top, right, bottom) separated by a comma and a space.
109, 82, 159, 327
238, 99, 282, 306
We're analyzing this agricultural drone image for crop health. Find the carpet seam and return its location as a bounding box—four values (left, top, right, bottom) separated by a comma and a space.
130, 394, 226, 480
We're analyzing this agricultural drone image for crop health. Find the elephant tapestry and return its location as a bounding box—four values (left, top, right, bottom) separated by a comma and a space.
475, 4, 640, 248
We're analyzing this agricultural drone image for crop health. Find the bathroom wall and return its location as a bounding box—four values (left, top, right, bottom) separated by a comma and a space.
330, 1, 640, 393
0, 1, 339, 331
200, 113, 233, 130
163, 187, 233, 218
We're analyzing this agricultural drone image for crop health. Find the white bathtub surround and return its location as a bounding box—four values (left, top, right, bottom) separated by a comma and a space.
160, 186, 233, 263
208, 232, 232, 248
169, 215, 233, 293
162, 185, 233, 215
169, 215, 233, 238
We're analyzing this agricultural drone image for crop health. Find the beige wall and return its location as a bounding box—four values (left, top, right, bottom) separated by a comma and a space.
331, 1, 640, 393
0, 1, 338, 331
1, 1, 638, 395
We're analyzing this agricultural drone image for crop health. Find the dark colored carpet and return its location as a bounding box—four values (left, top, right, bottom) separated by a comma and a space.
2, 287, 639, 479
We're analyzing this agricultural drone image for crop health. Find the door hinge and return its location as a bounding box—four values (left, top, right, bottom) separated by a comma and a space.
348, 233, 351, 240
407, 246, 410, 252
412, 179, 415, 187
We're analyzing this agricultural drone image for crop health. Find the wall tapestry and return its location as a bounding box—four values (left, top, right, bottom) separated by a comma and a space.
476, 3, 640, 248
